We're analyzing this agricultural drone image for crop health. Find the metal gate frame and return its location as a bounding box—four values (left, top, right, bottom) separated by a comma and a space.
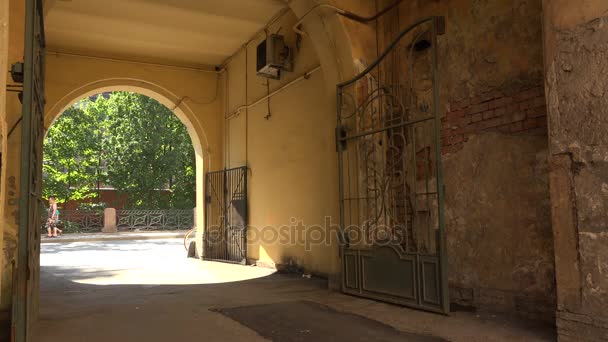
336, 17, 448, 314
203, 167, 248, 264
13, 0, 46, 340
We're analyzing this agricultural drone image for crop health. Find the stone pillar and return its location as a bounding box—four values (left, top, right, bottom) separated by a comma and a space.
543, 1, 608, 340
193, 207, 203, 259
193, 207, 197, 227
102, 208, 117, 233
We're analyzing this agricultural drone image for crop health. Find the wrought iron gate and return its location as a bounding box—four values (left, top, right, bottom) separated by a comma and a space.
336, 17, 448, 314
204, 167, 248, 264
13, 0, 46, 340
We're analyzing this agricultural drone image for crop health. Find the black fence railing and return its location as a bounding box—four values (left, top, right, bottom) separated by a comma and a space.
41, 209, 194, 234
116, 209, 194, 231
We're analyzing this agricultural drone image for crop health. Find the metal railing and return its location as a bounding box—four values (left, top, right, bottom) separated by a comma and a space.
116, 209, 194, 231
42, 210, 104, 233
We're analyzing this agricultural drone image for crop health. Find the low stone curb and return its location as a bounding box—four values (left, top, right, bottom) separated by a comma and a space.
41, 231, 189, 244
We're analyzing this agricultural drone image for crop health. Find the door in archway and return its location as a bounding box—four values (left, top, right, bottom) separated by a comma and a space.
203, 167, 248, 264
336, 17, 448, 314
13, 0, 45, 340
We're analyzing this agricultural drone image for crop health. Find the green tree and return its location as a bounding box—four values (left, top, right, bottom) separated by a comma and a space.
43, 103, 106, 203
43, 92, 196, 209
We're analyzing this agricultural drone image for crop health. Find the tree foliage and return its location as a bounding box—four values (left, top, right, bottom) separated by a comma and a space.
43, 92, 195, 209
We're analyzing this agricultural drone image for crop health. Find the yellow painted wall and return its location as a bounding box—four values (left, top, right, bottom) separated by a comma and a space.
1, 0, 25, 314
223, 9, 342, 277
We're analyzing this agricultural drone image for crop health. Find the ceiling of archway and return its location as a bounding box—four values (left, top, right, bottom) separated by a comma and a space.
45, 0, 288, 69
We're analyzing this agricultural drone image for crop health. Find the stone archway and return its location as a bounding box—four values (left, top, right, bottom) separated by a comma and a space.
44, 77, 211, 255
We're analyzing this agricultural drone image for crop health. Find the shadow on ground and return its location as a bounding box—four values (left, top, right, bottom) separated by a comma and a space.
36, 239, 556, 342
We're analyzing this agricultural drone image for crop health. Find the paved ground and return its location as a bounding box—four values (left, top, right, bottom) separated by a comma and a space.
41, 230, 189, 244
36, 239, 556, 342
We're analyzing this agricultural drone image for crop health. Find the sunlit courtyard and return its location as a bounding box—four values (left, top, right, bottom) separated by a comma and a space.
41, 238, 275, 286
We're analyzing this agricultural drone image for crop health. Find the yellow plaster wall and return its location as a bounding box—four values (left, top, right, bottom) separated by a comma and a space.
1, 0, 25, 314
224, 9, 342, 277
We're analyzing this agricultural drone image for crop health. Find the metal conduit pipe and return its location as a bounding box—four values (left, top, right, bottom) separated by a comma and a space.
225, 65, 322, 120
292, 0, 404, 36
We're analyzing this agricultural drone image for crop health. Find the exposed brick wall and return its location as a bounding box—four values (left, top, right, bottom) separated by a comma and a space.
441, 86, 547, 154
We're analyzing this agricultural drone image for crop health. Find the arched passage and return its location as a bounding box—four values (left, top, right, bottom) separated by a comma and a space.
5, 1, 369, 339
38, 0, 365, 266
44, 77, 215, 255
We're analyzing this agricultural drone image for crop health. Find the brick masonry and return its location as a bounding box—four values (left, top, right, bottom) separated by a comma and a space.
441, 86, 547, 154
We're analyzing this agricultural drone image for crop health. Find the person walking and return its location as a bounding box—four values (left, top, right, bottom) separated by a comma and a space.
46, 196, 61, 237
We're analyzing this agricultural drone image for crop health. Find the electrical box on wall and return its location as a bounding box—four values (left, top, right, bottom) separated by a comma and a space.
256, 34, 293, 80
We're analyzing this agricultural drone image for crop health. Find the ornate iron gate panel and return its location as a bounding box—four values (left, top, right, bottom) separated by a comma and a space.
204, 167, 247, 264
13, 0, 46, 340
336, 17, 448, 314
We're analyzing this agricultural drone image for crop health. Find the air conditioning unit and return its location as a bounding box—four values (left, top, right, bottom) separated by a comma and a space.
256, 34, 293, 80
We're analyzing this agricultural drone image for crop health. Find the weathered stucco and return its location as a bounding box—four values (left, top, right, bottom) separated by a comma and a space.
384, 0, 544, 107
543, 0, 608, 339
443, 133, 554, 318
547, 18, 608, 156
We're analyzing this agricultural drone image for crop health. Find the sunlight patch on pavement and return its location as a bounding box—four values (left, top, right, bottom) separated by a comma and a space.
41, 239, 276, 285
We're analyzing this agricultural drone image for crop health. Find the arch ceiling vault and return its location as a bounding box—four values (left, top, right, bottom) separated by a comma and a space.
45, 0, 288, 69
